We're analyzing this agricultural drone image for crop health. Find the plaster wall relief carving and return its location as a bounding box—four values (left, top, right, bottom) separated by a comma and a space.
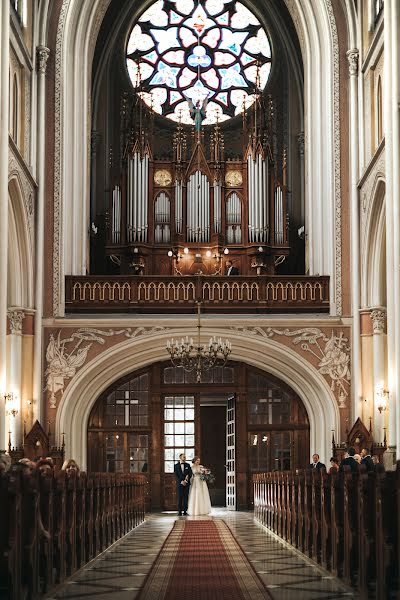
7, 309, 25, 335
45, 326, 167, 407
232, 325, 350, 408
8, 147, 36, 244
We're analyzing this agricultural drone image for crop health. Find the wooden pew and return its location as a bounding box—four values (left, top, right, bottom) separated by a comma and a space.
253, 463, 400, 599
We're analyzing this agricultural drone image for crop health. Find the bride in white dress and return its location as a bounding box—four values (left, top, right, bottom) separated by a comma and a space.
187, 457, 212, 516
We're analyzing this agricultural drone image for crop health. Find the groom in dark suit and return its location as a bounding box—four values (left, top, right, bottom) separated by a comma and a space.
174, 453, 193, 516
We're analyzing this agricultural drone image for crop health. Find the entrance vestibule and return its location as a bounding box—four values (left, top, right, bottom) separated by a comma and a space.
87, 362, 310, 510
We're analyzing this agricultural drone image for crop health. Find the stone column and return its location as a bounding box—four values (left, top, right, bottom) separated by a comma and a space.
6, 310, 25, 447
391, 0, 400, 459
370, 308, 387, 442
33, 45, 50, 427
384, 1, 399, 459
346, 49, 362, 422
0, 2, 10, 451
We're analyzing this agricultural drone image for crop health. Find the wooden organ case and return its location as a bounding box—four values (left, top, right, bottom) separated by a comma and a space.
106, 90, 293, 277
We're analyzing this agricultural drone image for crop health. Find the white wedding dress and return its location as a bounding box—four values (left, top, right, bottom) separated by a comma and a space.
188, 466, 212, 516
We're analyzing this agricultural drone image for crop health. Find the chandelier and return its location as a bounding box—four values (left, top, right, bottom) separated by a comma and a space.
166, 302, 232, 382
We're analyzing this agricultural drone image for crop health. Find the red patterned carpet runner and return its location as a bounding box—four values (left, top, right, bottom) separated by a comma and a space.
137, 519, 271, 599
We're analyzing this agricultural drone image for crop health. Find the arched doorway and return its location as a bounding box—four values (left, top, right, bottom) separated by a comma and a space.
87, 361, 309, 509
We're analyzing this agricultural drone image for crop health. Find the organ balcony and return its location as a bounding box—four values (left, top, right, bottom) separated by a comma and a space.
65, 274, 330, 314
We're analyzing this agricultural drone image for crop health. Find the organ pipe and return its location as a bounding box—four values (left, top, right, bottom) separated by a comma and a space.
175, 182, 182, 233
112, 185, 121, 244
214, 181, 221, 233
127, 152, 149, 243
186, 171, 210, 242
275, 185, 283, 244
248, 153, 270, 243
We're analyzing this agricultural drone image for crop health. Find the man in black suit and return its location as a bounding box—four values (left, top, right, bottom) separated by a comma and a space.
360, 448, 374, 471
174, 453, 193, 516
309, 453, 326, 470
339, 447, 358, 472
226, 260, 239, 276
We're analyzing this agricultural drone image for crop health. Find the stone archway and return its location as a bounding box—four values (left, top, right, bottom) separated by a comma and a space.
50, 0, 349, 316
56, 327, 340, 470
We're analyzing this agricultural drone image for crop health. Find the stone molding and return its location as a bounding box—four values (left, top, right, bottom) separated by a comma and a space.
284, 0, 342, 315
53, 0, 111, 316
8, 145, 35, 243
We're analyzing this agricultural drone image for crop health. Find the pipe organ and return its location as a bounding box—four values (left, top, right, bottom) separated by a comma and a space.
105, 94, 291, 276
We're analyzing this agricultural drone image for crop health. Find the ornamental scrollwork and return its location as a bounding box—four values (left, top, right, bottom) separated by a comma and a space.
45, 326, 167, 407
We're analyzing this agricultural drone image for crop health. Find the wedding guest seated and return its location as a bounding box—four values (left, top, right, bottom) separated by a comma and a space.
0, 453, 11, 474
329, 457, 339, 473
62, 459, 80, 475
339, 447, 358, 472
18, 458, 37, 474
37, 458, 54, 478
360, 448, 374, 471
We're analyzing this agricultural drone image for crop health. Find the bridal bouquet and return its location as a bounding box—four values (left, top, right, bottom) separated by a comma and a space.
200, 466, 215, 484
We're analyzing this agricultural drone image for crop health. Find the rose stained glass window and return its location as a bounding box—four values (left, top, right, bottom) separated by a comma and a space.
126, 0, 272, 125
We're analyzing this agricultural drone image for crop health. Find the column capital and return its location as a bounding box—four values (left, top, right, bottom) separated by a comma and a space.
370, 307, 387, 334
36, 46, 50, 74
7, 309, 25, 335
346, 49, 359, 77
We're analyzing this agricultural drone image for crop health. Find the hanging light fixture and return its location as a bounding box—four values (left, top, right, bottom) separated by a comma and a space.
166, 302, 232, 382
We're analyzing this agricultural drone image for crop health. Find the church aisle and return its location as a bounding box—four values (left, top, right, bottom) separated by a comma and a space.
47, 511, 355, 600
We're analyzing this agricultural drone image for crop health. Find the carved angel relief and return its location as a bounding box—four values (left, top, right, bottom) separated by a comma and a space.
45, 326, 167, 407
231, 326, 351, 404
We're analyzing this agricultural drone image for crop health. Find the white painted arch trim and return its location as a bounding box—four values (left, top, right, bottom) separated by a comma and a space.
56, 329, 340, 470
53, 0, 346, 316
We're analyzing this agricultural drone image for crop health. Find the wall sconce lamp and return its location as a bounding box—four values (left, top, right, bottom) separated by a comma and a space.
4, 392, 18, 418
376, 384, 389, 413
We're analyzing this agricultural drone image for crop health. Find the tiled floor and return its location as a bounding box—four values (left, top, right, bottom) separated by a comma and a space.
47, 510, 355, 600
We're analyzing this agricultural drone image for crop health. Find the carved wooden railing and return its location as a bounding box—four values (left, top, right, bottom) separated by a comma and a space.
65, 275, 330, 313
0, 470, 147, 600
254, 464, 400, 598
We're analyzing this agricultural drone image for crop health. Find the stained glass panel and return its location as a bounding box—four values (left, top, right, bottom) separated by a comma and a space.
126, 0, 272, 124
